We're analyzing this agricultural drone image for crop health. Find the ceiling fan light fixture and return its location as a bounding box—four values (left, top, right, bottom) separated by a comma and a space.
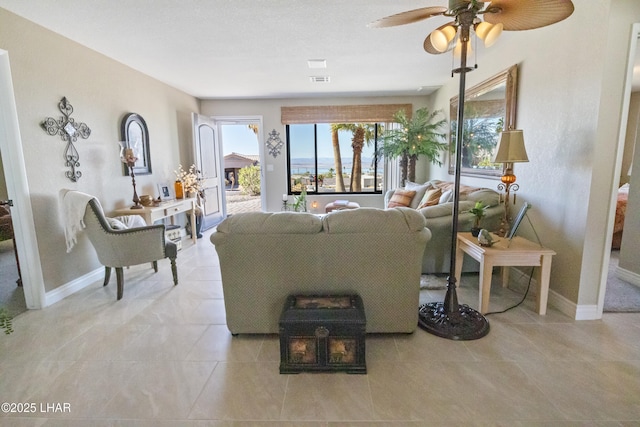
483, 22, 503, 47
430, 29, 449, 52
474, 21, 493, 39
453, 36, 472, 59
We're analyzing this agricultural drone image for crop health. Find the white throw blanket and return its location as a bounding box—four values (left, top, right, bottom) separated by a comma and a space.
59, 189, 96, 252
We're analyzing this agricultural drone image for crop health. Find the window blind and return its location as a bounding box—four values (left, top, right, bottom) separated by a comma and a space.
281, 104, 412, 124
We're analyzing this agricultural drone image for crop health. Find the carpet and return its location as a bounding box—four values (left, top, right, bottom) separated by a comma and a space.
604, 250, 640, 312
420, 274, 448, 290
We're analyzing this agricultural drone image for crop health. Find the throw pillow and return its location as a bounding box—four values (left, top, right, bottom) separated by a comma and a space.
439, 189, 453, 204
417, 188, 442, 209
106, 217, 128, 230
387, 189, 416, 208
404, 181, 433, 209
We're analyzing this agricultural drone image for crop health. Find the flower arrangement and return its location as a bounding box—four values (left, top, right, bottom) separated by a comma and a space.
174, 164, 203, 196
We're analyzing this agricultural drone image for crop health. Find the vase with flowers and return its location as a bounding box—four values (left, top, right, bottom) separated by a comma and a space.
174, 164, 205, 238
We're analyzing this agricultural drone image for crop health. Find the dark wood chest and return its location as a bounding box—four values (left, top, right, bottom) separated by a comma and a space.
279, 294, 366, 374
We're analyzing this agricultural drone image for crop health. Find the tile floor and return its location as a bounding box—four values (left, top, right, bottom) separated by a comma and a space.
1, 228, 640, 426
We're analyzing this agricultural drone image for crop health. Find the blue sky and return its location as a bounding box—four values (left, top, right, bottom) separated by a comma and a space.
220, 123, 376, 160
220, 124, 259, 156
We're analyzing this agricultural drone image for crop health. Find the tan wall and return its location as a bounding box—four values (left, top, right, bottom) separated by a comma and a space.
0, 9, 199, 292
426, 0, 640, 312
621, 92, 640, 185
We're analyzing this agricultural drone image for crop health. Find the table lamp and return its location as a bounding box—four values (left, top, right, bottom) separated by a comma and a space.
494, 130, 529, 235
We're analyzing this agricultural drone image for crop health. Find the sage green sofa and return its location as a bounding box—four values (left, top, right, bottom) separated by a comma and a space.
385, 180, 503, 274
210, 207, 431, 334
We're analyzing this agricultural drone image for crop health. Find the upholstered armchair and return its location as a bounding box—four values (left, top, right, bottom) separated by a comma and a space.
83, 198, 178, 300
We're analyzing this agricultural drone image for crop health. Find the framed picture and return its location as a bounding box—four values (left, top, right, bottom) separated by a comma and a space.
121, 112, 152, 176
506, 202, 532, 241
157, 182, 174, 201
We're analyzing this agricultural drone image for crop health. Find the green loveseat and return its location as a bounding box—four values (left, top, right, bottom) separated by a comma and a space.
385, 180, 503, 274
210, 207, 431, 334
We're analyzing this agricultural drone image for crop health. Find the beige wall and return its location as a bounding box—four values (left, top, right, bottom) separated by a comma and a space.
621, 92, 639, 185
425, 0, 640, 314
0, 9, 199, 292
620, 110, 640, 273
618, 89, 639, 277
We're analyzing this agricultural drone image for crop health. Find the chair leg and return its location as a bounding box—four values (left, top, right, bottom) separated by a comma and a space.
152, 260, 158, 272
104, 267, 111, 286
115, 267, 124, 300
170, 257, 178, 286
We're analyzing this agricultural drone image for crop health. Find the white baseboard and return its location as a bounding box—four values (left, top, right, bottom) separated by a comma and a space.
615, 265, 640, 287
45, 267, 104, 306
509, 267, 598, 320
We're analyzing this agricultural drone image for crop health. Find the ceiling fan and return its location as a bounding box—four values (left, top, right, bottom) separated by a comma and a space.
370, 0, 574, 341
370, 0, 575, 55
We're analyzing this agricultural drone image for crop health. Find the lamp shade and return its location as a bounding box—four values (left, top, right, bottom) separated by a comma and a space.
493, 130, 529, 163
475, 22, 503, 47
431, 25, 457, 52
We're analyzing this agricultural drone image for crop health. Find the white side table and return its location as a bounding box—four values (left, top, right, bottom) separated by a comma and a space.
454, 232, 556, 315
113, 198, 197, 244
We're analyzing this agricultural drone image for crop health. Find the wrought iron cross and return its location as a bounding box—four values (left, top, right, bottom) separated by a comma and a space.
266, 129, 284, 158
41, 97, 91, 182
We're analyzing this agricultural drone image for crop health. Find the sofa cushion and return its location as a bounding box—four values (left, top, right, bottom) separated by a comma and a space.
466, 189, 500, 206
417, 188, 442, 209
430, 180, 482, 200
419, 200, 476, 218
404, 181, 433, 209
324, 207, 426, 233
216, 211, 323, 234
387, 189, 416, 208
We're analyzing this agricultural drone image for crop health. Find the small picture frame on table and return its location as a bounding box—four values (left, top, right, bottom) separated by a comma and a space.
157, 182, 175, 201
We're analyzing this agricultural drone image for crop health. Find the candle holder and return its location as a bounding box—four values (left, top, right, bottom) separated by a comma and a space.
120, 142, 143, 209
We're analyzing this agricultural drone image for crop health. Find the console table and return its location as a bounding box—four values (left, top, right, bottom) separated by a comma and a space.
454, 232, 556, 315
113, 198, 197, 244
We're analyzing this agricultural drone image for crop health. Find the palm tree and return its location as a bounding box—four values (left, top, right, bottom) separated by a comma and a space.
331, 123, 377, 192
377, 108, 447, 185
330, 124, 348, 192
348, 124, 377, 192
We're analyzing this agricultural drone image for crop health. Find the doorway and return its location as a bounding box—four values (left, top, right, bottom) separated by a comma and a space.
0, 49, 45, 310
218, 118, 264, 215
0, 150, 26, 316
600, 25, 640, 313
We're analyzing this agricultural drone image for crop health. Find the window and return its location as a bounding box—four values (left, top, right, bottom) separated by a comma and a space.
286, 123, 384, 194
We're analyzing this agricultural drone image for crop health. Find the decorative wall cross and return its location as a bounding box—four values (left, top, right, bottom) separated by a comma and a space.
41, 97, 91, 182
266, 129, 284, 158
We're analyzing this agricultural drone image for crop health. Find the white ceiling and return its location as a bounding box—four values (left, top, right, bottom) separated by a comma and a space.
0, 0, 486, 99
1, 1, 639, 98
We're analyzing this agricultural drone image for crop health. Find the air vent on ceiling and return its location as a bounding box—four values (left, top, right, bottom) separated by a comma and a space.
310, 76, 330, 83
307, 59, 327, 69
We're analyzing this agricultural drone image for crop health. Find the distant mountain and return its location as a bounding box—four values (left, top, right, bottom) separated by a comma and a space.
290, 156, 374, 165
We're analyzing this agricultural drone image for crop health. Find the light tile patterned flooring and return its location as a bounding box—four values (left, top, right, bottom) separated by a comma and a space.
2, 228, 640, 425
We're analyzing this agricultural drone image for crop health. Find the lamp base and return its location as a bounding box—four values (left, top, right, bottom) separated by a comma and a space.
418, 302, 490, 340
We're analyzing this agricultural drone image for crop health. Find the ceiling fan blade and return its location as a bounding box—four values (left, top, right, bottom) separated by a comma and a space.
484, 0, 574, 31
424, 21, 457, 54
368, 6, 447, 28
